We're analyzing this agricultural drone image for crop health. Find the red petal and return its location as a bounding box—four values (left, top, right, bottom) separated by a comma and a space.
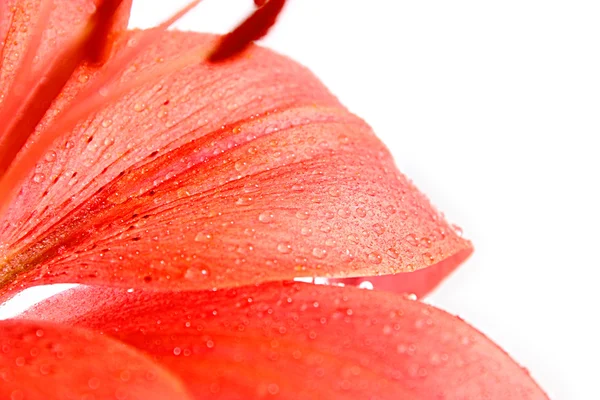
0, 0, 131, 99
23, 283, 548, 399
0, 319, 192, 399
0, 31, 471, 301
331, 247, 473, 298
0, 0, 130, 179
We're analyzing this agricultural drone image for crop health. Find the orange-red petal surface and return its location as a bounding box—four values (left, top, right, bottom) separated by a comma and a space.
0, 319, 192, 400
23, 282, 548, 399
0, 30, 471, 301
0, 0, 131, 102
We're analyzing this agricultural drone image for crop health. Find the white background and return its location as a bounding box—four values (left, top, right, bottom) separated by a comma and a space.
2, 1, 599, 398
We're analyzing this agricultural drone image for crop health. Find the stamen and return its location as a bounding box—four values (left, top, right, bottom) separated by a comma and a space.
208, 0, 286, 62
86, 0, 130, 64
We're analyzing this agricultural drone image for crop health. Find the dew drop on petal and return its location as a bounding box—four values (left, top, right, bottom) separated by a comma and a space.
358, 281, 374, 290
312, 247, 327, 259
258, 211, 274, 223
267, 383, 280, 395
194, 232, 213, 242
452, 224, 464, 237
295, 210, 309, 220
337, 208, 350, 218
88, 377, 100, 390
328, 187, 341, 197
405, 234, 418, 247
44, 151, 56, 162
277, 243, 292, 254
32, 173, 45, 183
368, 252, 382, 264
372, 223, 386, 236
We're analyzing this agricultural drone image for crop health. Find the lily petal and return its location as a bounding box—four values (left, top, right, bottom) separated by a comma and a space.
0, 31, 471, 300
0, 0, 131, 99
0, 319, 192, 399
22, 282, 547, 399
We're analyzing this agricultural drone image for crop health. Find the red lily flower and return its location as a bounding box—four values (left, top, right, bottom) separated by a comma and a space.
0, 0, 546, 398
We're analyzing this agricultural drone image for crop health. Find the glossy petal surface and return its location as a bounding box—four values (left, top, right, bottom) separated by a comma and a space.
0, 319, 191, 400
0, 30, 471, 300
24, 282, 547, 399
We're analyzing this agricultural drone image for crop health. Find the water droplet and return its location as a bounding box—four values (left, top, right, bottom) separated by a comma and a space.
328, 187, 341, 197
452, 224, 464, 237
319, 225, 331, 233
312, 247, 327, 259
433, 228, 447, 240
338, 134, 349, 144
236, 196, 253, 205
194, 232, 213, 242
337, 208, 350, 218
88, 377, 100, 389
387, 247, 401, 260
234, 161, 246, 172
300, 227, 312, 236
372, 223, 385, 236
267, 383, 279, 395
358, 281, 374, 290
405, 234, 418, 247
295, 210, 309, 220
355, 207, 367, 218
35, 329, 43, 337
32, 173, 45, 183
133, 103, 145, 112
325, 238, 336, 247
103, 137, 114, 146
368, 252, 382, 264
420, 237, 432, 248
422, 252, 435, 265
398, 210, 409, 220
157, 109, 168, 119
258, 211, 274, 223
101, 119, 112, 128
44, 151, 56, 162
277, 242, 292, 254
78, 73, 89, 83
173, 347, 182, 356
185, 267, 209, 280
